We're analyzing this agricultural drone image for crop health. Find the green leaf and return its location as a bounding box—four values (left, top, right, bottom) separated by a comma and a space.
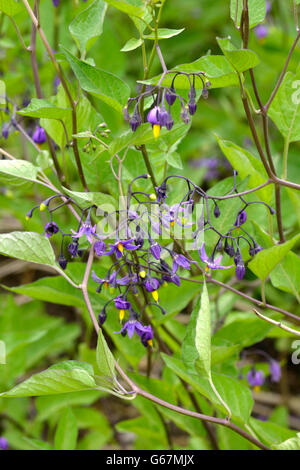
249, 417, 297, 447
0, 363, 97, 397
216, 137, 272, 203
0, 232, 57, 267
109, 123, 186, 155
96, 329, 116, 378
248, 234, 300, 280
63, 187, 117, 210
104, 0, 145, 18
273, 433, 300, 450
54, 408, 78, 450
162, 355, 253, 424
182, 281, 211, 378
270, 252, 300, 302
213, 313, 274, 350
164, 151, 183, 169
17, 98, 70, 120
22, 438, 53, 451
141, 55, 239, 90
269, 71, 300, 143
0, 159, 40, 185
61, 45, 130, 114
217, 37, 260, 73
121, 37, 143, 52
230, 0, 266, 28
69, 0, 107, 56
144, 28, 185, 40
2, 276, 85, 308
0, 0, 23, 17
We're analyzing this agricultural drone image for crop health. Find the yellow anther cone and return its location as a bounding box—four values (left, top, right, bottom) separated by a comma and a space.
151, 290, 159, 302
119, 309, 125, 321
153, 124, 160, 139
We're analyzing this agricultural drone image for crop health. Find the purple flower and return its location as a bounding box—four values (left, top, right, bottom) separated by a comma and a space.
145, 277, 160, 292
117, 273, 138, 286
145, 277, 160, 302
255, 24, 268, 40
147, 106, 161, 125
150, 242, 162, 260
52, 0, 60, 6
114, 295, 131, 311
105, 239, 138, 259
269, 360, 281, 383
71, 223, 97, 244
172, 253, 194, 273
199, 242, 234, 271
0, 437, 8, 450
247, 369, 265, 387
234, 210, 247, 227
162, 273, 181, 286
68, 240, 83, 258
115, 319, 154, 347
44, 221, 59, 238
32, 126, 46, 144
94, 240, 106, 257
92, 270, 117, 290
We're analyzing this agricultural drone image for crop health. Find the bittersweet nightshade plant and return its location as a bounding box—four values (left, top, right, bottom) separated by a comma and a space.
1, 0, 300, 453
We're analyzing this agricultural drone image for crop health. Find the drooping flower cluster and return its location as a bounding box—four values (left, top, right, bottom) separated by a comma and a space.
27, 172, 274, 347
123, 52, 211, 138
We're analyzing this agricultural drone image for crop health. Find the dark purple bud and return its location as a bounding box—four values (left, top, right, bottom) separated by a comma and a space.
166, 86, 176, 106
130, 109, 142, 132
2, 123, 10, 139
224, 239, 235, 258
98, 309, 107, 326
68, 241, 79, 258
249, 242, 263, 257
234, 210, 247, 227
188, 101, 197, 115
214, 204, 220, 218
52, 0, 60, 6
165, 113, 174, 130
58, 255, 67, 270
158, 105, 169, 127
235, 256, 245, 280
